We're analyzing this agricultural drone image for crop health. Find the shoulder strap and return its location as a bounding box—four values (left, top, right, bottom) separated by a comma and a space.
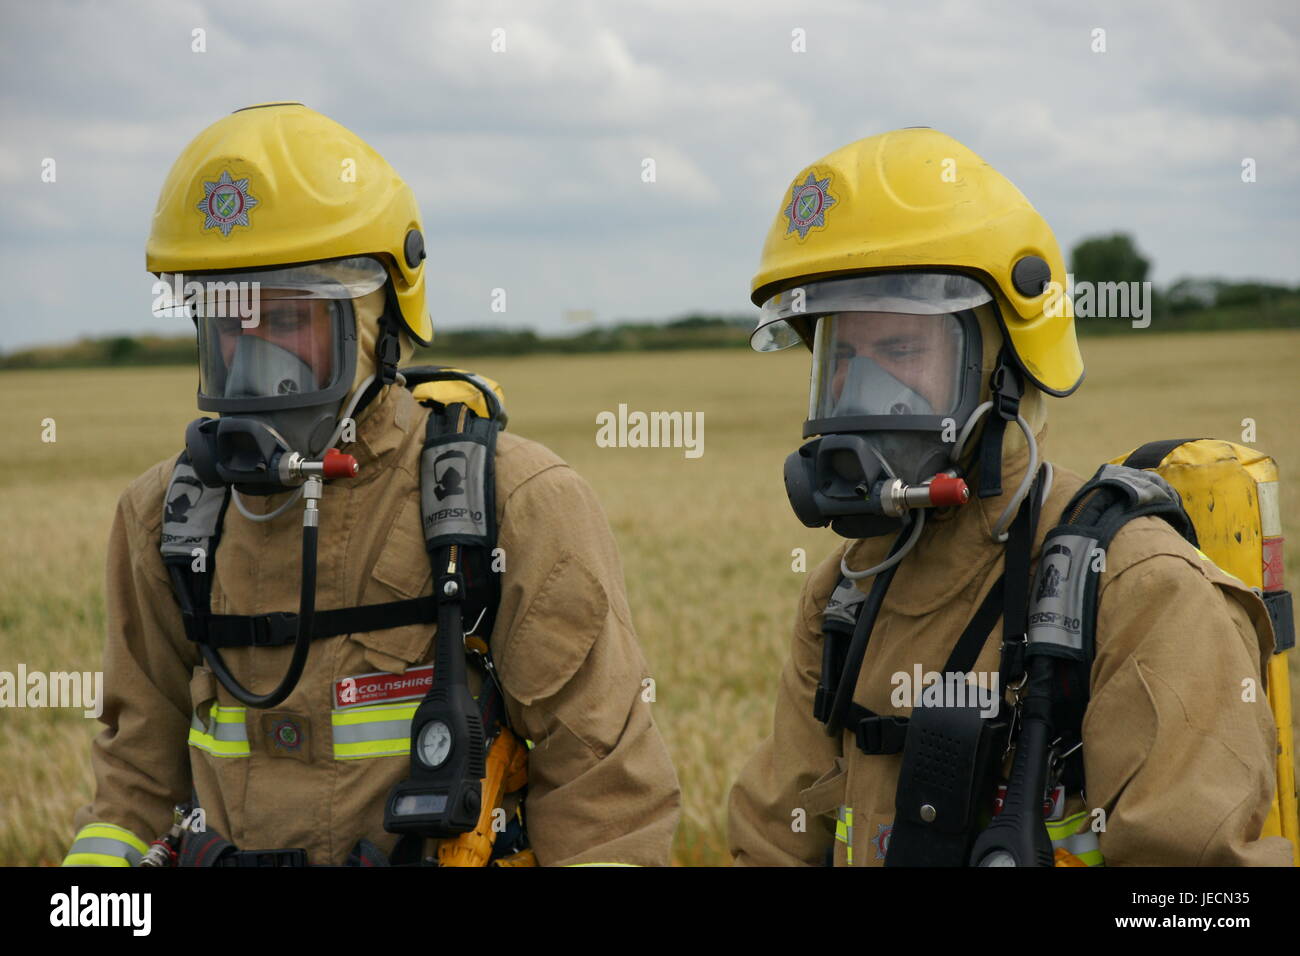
1121, 437, 1209, 470
420, 400, 502, 644
161, 453, 231, 629
1026, 462, 1194, 789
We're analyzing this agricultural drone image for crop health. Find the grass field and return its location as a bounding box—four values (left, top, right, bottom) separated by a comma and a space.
1, 329, 1298, 866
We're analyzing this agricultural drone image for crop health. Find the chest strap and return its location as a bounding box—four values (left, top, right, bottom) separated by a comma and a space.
172, 590, 438, 648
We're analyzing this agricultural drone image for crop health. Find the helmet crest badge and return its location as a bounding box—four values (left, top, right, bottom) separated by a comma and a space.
783, 171, 836, 240
197, 169, 259, 237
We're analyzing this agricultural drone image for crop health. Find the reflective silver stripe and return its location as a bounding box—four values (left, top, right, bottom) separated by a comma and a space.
331, 701, 419, 759
332, 718, 411, 745
190, 707, 248, 741
189, 703, 250, 757
66, 836, 144, 866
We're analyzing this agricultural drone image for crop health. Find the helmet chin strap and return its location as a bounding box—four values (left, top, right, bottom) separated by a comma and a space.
346, 282, 406, 426
969, 347, 1043, 543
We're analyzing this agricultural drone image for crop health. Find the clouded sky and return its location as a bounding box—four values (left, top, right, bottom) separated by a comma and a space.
1, 0, 1296, 350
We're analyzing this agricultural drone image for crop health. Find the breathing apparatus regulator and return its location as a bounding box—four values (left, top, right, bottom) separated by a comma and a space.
752, 270, 1048, 575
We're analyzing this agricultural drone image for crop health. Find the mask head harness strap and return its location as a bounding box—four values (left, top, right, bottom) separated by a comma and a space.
375, 282, 404, 386
348, 280, 407, 426
976, 347, 1023, 499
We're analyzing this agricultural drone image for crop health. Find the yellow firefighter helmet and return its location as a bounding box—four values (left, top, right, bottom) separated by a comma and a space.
750, 127, 1084, 395
145, 102, 432, 345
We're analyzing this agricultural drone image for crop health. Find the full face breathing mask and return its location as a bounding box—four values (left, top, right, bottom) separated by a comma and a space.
752, 272, 992, 540
163, 256, 390, 494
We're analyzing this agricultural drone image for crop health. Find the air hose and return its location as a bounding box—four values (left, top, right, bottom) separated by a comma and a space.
203, 474, 325, 709
824, 524, 913, 737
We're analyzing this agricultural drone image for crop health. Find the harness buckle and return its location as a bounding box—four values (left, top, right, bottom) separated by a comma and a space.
216, 847, 309, 867
990, 363, 1022, 421
1001, 634, 1028, 694
813, 685, 834, 724
252, 612, 300, 647
855, 715, 910, 755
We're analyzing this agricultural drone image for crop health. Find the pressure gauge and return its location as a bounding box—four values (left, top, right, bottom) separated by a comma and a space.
417, 720, 452, 768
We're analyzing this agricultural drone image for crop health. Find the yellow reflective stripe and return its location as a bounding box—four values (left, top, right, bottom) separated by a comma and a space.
331, 701, 419, 759
62, 822, 150, 866
62, 852, 132, 867
331, 700, 419, 725
188, 701, 250, 757
1047, 810, 1105, 867
835, 805, 854, 866
834, 806, 853, 842
1045, 810, 1089, 840
72, 822, 149, 854
334, 739, 410, 759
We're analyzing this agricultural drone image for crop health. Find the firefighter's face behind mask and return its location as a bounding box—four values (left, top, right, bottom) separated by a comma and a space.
160, 256, 389, 492
752, 272, 989, 537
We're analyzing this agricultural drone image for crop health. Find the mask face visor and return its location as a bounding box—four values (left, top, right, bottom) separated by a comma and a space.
785, 272, 990, 437
156, 256, 383, 413
809, 310, 970, 424
196, 298, 345, 406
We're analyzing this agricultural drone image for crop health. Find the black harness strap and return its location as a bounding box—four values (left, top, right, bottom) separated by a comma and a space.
976, 350, 1023, 499
180, 596, 439, 648
1121, 438, 1208, 470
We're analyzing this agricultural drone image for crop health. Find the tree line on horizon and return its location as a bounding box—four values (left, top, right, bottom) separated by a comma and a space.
3, 235, 1297, 370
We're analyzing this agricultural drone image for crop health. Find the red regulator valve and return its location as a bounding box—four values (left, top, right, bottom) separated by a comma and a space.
323, 448, 359, 480
927, 475, 970, 507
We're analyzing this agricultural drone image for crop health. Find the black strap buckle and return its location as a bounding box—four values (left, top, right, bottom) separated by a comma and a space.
990, 362, 1022, 420
1264, 589, 1294, 653
999, 633, 1027, 689
377, 328, 401, 385
217, 847, 309, 867
855, 715, 910, 755
813, 684, 833, 724
252, 612, 300, 647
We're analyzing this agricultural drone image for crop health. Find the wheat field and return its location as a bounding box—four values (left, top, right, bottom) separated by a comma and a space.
1, 329, 1298, 866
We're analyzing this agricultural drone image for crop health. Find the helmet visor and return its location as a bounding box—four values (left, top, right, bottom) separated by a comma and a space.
751, 271, 992, 352
155, 256, 385, 405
